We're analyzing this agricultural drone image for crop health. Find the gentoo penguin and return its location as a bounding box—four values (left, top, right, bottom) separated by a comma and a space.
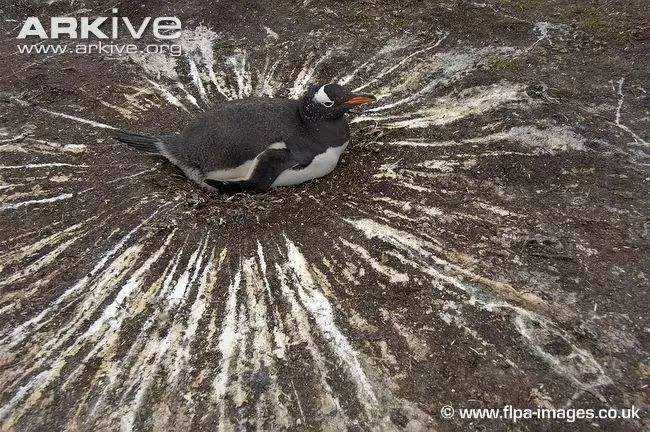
115, 84, 375, 192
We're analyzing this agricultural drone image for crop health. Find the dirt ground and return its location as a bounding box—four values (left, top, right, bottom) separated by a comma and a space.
0, 1, 648, 431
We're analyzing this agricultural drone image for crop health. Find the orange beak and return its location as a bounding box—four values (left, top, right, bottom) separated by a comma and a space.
344, 94, 376, 107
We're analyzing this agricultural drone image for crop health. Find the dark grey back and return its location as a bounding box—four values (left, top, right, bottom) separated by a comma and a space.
181, 98, 300, 170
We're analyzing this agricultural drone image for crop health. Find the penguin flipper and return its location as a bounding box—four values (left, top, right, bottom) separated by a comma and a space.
205, 148, 292, 193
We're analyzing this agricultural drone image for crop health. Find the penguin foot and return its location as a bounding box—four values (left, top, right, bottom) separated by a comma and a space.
205, 179, 251, 193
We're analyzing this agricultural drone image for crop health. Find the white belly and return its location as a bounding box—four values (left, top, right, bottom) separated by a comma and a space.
272, 143, 348, 187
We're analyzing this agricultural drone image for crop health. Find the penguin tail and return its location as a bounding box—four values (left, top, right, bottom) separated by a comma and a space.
115, 130, 162, 154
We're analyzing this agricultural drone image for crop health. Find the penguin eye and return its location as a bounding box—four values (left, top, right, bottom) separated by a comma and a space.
314, 85, 335, 107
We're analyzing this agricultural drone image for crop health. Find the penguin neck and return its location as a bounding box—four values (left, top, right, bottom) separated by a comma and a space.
299, 103, 346, 137
297, 103, 323, 124
298, 105, 348, 147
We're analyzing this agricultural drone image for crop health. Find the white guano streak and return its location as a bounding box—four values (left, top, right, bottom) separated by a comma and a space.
284, 238, 378, 409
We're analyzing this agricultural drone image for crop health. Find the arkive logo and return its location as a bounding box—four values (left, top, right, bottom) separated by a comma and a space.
16, 9, 181, 40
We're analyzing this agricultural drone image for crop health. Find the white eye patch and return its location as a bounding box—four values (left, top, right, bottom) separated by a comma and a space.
314, 85, 334, 107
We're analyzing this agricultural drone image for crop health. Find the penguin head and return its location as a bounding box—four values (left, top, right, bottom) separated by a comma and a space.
301, 84, 375, 120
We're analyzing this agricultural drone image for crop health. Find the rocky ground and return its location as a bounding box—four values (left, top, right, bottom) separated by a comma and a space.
0, 1, 648, 431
